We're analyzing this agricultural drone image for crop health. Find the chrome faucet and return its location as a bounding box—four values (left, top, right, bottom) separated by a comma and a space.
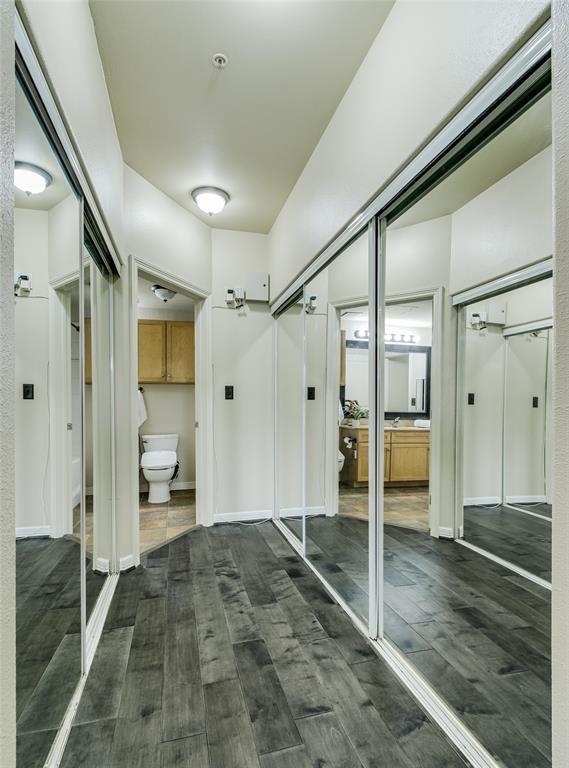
392, 416, 401, 428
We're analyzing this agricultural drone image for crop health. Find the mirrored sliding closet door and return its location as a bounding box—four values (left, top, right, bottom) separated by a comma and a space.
15, 76, 83, 760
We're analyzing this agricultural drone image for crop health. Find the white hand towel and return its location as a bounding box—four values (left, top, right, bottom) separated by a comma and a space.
137, 389, 148, 428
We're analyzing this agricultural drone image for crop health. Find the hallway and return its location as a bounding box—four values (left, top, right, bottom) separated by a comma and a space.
55, 524, 466, 768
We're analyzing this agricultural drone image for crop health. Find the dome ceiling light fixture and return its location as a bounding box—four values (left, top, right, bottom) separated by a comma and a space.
151, 284, 177, 303
14, 161, 53, 196
191, 186, 230, 216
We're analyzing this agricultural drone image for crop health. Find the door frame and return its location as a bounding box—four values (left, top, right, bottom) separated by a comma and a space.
129, 258, 214, 564
49, 272, 80, 540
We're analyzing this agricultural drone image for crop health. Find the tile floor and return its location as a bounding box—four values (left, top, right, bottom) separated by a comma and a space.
339, 484, 430, 531
139, 488, 197, 553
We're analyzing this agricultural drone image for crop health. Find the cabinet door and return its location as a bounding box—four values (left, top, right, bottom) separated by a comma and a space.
390, 444, 429, 482
167, 321, 195, 384
384, 445, 391, 482
138, 320, 167, 383
357, 441, 369, 482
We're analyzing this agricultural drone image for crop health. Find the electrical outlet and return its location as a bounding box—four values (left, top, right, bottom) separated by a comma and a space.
23, 384, 34, 400
468, 393, 475, 405
307, 386, 316, 401
532, 396, 539, 408
225, 385, 234, 400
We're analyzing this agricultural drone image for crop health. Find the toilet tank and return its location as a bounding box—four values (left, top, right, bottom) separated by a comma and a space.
142, 433, 179, 453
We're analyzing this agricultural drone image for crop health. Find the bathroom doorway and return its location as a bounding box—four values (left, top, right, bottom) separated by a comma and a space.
135, 269, 202, 553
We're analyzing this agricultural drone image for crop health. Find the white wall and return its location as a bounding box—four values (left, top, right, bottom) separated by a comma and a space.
14, 209, 50, 532
124, 165, 212, 294
137, 307, 196, 490
211, 230, 273, 520
463, 324, 505, 504
268, 0, 548, 299
450, 147, 552, 294
504, 332, 548, 502
48, 194, 80, 282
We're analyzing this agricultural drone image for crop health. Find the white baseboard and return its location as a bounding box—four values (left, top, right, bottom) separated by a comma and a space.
214, 509, 273, 524
279, 506, 326, 518
94, 557, 110, 573
464, 496, 501, 506
16, 525, 51, 538
171, 480, 196, 491
120, 554, 136, 571
505, 494, 546, 504
438, 526, 455, 539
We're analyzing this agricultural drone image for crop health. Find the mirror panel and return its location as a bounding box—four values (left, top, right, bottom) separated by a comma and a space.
276, 296, 304, 542
461, 278, 552, 581
305, 231, 371, 622
15, 78, 83, 755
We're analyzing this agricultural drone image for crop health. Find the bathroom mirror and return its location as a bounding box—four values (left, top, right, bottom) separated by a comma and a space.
15, 77, 83, 757
384, 345, 431, 417
276, 295, 305, 543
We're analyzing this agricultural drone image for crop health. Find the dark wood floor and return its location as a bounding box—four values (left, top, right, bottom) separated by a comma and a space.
57, 523, 468, 768
463, 505, 551, 580
16, 537, 106, 768
514, 502, 552, 519
304, 516, 551, 767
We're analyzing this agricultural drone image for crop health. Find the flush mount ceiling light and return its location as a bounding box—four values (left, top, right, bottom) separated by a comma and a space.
151, 284, 177, 303
191, 186, 230, 216
14, 161, 53, 195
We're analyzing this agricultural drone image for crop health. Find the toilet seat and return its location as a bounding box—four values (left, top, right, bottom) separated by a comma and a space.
140, 450, 177, 470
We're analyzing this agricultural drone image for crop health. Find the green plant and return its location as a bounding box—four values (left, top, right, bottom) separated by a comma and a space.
344, 400, 368, 420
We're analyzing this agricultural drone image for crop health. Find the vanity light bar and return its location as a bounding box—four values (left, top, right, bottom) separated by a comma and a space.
384, 333, 416, 343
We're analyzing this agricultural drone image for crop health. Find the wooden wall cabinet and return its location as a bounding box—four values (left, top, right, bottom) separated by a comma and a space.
138, 319, 194, 384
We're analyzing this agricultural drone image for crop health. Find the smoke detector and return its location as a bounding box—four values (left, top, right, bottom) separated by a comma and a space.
151, 284, 176, 303
212, 53, 228, 69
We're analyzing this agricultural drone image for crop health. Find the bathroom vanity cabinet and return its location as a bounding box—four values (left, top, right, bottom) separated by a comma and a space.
138, 320, 195, 384
340, 425, 430, 486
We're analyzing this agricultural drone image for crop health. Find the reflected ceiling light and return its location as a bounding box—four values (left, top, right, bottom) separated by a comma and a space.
14, 161, 52, 195
151, 284, 176, 303
191, 186, 230, 215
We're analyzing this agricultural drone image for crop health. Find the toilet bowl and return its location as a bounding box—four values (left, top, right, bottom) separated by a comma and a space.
141, 434, 179, 504
338, 450, 345, 474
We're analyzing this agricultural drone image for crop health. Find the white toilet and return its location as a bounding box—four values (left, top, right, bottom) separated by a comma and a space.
338, 450, 345, 473
141, 433, 179, 504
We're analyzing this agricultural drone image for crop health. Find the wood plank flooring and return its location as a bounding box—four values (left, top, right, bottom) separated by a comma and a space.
463, 505, 551, 580
16, 536, 107, 768
304, 516, 551, 767
60, 524, 468, 768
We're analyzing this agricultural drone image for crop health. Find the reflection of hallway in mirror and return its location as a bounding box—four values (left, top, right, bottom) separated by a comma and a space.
139, 488, 197, 553
463, 504, 551, 580
383, 524, 551, 768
